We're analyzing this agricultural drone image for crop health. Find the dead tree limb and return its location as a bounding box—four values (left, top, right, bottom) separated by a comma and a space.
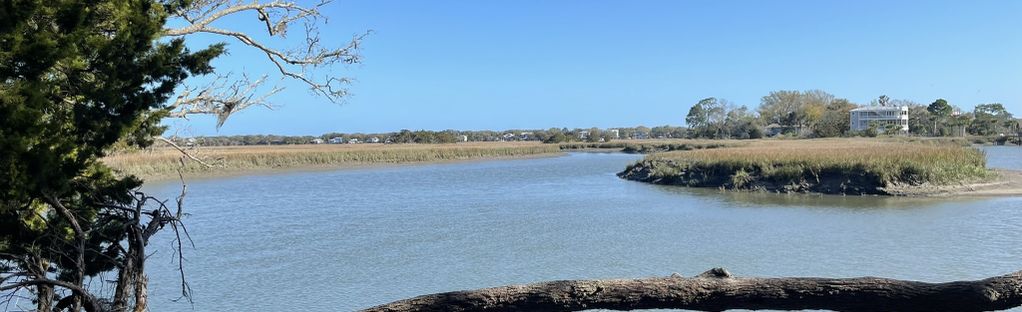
363, 268, 1022, 312
162, 0, 369, 126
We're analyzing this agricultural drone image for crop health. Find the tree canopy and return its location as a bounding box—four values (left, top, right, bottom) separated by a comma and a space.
1, 1, 225, 311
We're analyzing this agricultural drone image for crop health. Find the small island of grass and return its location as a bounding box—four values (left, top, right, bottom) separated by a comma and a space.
618, 139, 1009, 196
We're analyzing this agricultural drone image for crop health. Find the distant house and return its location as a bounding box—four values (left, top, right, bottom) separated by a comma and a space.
459, 135, 469, 142
633, 132, 648, 140
502, 133, 515, 141
328, 137, 343, 144
348, 138, 360, 144
519, 132, 533, 140
609, 129, 620, 139
578, 131, 590, 140
310, 138, 324, 144
850, 106, 908, 133
368, 137, 380, 143
764, 123, 786, 137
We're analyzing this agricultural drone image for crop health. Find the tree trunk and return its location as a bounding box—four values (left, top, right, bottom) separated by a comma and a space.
133, 275, 148, 312
36, 283, 53, 312
364, 268, 1022, 312
112, 253, 134, 311
34, 258, 53, 312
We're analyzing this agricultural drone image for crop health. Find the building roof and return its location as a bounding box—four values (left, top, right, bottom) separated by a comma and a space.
850, 106, 908, 112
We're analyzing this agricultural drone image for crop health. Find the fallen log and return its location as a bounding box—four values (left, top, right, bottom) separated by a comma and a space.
363, 268, 1022, 311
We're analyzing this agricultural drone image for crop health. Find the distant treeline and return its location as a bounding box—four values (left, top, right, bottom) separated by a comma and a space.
171, 90, 1021, 147
686, 90, 1020, 140
172, 126, 689, 146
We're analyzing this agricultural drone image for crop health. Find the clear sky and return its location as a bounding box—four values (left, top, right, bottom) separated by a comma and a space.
168, 0, 1022, 136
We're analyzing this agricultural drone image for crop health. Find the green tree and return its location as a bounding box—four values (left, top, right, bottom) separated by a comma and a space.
908, 105, 934, 136
927, 99, 953, 136
969, 103, 1014, 136
2, 1, 365, 311
758, 90, 803, 133
798, 90, 834, 133
687, 97, 731, 138
1, 1, 223, 311
812, 98, 857, 137
586, 127, 603, 142
723, 105, 760, 139
685, 101, 707, 129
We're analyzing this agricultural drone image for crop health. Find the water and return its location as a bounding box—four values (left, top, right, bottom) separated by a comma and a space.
141, 147, 1022, 311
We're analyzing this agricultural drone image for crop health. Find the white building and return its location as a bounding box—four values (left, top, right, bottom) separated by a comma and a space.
850, 106, 908, 133
609, 129, 619, 139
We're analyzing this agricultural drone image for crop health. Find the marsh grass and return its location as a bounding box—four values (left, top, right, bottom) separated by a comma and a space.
621, 138, 992, 194
104, 142, 562, 179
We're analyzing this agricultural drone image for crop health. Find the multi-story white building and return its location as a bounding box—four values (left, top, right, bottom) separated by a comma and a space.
850, 106, 908, 133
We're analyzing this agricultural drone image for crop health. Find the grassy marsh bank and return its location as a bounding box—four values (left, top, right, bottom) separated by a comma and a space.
619, 139, 995, 195
104, 142, 563, 180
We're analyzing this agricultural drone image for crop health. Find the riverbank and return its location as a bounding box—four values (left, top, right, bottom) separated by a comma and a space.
104, 142, 563, 180
618, 138, 1006, 196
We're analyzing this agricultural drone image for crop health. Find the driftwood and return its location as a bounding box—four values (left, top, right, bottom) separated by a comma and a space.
364, 268, 1022, 312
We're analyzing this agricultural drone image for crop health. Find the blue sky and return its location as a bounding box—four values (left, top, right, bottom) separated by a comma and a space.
168, 0, 1022, 136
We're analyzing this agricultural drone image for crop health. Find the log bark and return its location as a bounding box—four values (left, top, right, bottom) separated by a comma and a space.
363, 268, 1022, 312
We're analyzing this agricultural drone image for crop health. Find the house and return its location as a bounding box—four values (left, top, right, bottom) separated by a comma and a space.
519, 132, 533, 140
501, 133, 515, 141
608, 129, 620, 139
368, 137, 380, 143
328, 137, 343, 144
764, 124, 786, 137
459, 135, 469, 142
577, 131, 590, 140
850, 106, 908, 133
310, 138, 324, 144
348, 138, 360, 144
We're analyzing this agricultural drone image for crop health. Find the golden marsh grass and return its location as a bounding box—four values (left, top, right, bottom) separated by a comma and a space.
104, 142, 563, 179
624, 138, 991, 193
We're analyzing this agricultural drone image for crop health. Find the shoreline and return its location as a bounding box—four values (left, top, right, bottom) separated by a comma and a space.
883, 169, 1022, 197
621, 165, 1022, 198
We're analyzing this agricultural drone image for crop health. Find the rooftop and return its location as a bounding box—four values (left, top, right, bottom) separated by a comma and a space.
850, 106, 908, 112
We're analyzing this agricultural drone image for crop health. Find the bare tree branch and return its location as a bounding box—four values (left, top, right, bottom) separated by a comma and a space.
163, 0, 369, 124
166, 73, 282, 128
0, 278, 101, 312
157, 137, 216, 168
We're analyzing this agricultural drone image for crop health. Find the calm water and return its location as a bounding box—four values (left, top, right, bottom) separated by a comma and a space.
143, 146, 1022, 311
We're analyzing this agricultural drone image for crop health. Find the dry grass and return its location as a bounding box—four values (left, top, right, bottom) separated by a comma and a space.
623, 138, 992, 193
104, 142, 562, 179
